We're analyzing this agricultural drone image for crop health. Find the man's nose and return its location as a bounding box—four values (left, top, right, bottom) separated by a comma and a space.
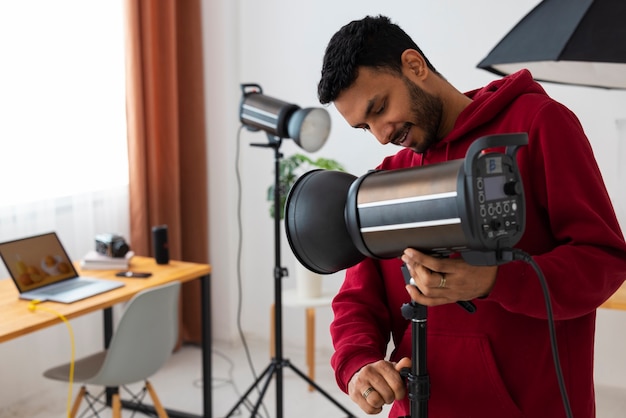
370, 122, 393, 145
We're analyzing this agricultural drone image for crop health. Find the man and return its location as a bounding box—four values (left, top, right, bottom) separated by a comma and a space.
318, 15, 626, 417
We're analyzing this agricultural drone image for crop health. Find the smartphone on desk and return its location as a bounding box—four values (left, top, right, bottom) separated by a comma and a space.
115, 271, 153, 278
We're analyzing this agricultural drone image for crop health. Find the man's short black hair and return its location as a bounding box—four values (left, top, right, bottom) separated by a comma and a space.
318, 15, 439, 104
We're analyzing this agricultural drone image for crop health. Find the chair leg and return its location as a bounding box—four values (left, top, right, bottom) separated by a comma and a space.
112, 393, 122, 418
146, 380, 169, 418
70, 386, 86, 418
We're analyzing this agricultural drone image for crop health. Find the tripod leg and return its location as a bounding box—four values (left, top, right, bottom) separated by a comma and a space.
251, 361, 280, 417
286, 361, 358, 417
224, 361, 276, 417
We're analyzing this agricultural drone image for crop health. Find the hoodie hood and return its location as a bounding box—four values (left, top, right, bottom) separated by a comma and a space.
447, 69, 547, 144
379, 69, 548, 169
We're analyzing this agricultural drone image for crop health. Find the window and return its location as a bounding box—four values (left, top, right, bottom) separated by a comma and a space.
0, 0, 128, 205
0, 0, 129, 266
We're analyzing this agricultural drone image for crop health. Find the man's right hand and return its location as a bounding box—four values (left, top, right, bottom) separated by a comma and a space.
347, 357, 411, 414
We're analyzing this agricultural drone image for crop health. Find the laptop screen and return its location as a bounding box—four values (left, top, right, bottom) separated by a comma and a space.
0, 232, 78, 293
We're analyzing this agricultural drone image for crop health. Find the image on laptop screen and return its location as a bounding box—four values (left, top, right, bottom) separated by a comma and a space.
0, 233, 77, 293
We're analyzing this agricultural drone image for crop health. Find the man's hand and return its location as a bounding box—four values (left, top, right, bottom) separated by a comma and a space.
401, 248, 497, 306
348, 358, 411, 414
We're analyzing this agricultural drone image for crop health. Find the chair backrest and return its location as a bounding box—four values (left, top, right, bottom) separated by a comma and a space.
87, 281, 181, 386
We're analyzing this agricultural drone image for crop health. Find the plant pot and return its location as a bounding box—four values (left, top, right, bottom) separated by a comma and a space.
294, 261, 323, 299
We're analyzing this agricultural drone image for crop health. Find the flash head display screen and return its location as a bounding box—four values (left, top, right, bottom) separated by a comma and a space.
484, 175, 506, 201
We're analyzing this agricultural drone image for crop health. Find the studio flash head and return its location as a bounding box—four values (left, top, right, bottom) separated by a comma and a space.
239, 83, 331, 152
284, 133, 528, 274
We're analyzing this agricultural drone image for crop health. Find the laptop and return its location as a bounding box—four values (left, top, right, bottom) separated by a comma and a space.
0, 232, 125, 303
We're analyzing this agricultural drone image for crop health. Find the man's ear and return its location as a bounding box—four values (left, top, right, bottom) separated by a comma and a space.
402, 49, 428, 81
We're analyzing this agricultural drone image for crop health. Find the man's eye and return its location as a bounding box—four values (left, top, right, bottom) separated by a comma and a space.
376, 104, 385, 114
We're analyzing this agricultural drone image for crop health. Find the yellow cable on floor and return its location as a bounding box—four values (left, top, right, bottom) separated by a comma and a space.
29, 300, 75, 418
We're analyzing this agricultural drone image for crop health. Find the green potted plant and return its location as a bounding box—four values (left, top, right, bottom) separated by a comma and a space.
269, 153, 345, 299
267, 153, 345, 220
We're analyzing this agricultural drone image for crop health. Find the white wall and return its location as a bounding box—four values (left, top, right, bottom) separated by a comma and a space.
2, 2, 624, 412
203, 0, 626, 390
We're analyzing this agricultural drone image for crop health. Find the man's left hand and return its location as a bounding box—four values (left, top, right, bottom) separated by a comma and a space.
401, 248, 497, 306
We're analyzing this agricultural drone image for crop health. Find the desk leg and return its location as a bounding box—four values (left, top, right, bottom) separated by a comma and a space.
103, 308, 118, 404
201, 274, 212, 418
104, 307, 113, 347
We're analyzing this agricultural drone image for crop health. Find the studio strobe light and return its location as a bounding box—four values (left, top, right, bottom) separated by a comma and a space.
285, 133, 528, 274
225, 84, 354, 418
239, 83, 331, 152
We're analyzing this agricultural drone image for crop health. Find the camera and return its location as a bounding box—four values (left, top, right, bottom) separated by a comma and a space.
95, 233, 130, 258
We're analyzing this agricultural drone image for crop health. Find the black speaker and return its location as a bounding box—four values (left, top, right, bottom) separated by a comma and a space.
152, 225, 169, 265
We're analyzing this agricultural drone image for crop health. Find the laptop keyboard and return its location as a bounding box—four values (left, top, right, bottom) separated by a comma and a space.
45, 280, 92, 295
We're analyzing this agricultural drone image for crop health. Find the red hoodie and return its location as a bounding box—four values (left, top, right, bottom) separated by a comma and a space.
330, 70, 626, 417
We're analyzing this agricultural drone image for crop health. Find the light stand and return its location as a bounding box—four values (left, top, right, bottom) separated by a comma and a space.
224, 134, 356, 418
400, 301, 429, 418
398, 257, 497, 418
397, 263, 429, 418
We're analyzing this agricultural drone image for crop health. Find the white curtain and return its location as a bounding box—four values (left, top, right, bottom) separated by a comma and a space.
0, 0, 129, 272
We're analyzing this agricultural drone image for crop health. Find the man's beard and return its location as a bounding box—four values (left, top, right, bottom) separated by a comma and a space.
402, 75, 444, 154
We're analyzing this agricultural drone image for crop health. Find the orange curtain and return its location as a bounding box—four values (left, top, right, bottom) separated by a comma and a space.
124, 0, 208, 344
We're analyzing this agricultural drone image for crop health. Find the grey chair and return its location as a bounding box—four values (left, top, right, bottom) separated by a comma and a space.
43, 281, 181, 418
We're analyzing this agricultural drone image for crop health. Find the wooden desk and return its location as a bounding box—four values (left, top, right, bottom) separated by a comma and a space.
601, 282, 626, 311
0, 256, 212, 418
